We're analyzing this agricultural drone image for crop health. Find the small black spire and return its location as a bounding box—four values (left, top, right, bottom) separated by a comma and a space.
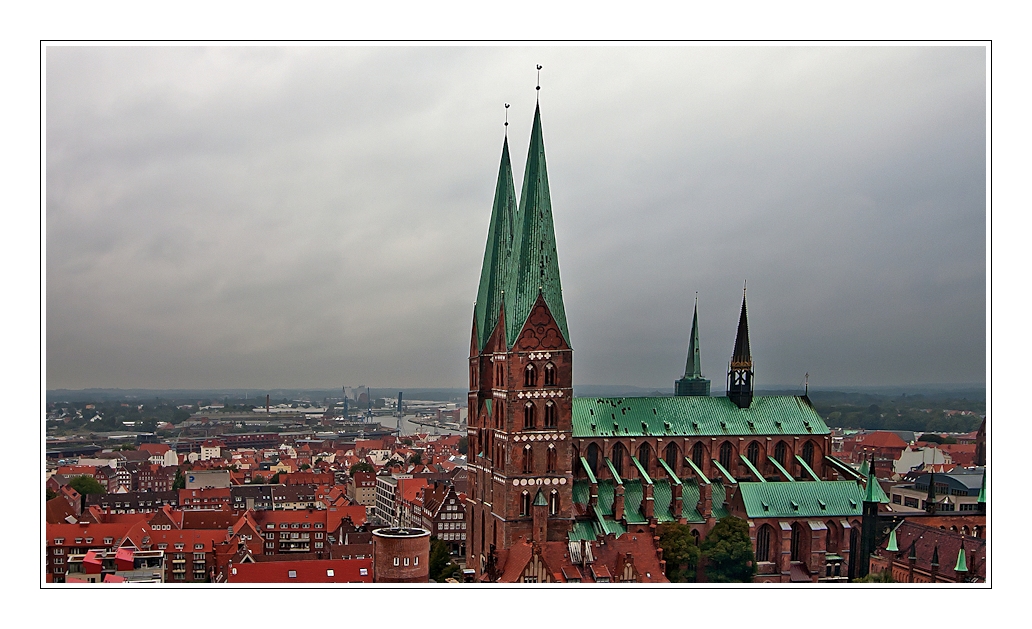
727, 285, 754, 409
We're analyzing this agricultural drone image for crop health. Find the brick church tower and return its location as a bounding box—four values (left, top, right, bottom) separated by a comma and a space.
467, 102, 574, 580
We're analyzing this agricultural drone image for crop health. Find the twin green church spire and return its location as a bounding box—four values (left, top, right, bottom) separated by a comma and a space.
475, 103, 570, 351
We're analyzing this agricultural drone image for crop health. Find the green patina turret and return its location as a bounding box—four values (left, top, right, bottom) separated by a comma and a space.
504, 102, 570, 348
978, 470, 986, 514
863, 462, 889, 504
675, 297, 711, 396
886, 526, 899, 553
857, 456, 887, 579
473, 135, 518, 351
954, 544, 968, 574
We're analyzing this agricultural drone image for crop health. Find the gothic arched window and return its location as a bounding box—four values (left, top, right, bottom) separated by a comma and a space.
546, 445, 557, 473
523, 403, 535, 429
524, 363, 537, 387
692, 442, 705, 468
611, 443, 625, 477
637, 443, 652, 474
523, 445, 534, 474
774, 441, 788, 466
544, 362, 556, 386
747, 441, 761, 466
756, 524, 774, 562
791, 523, 806, 562
587, 443, 600, 476
802, 441, 815, 468
549, 490, 559, 516
664, 442, 679, 472
719, 442, 733, 471
544, 401, 557, 428
521, 491, 531, 516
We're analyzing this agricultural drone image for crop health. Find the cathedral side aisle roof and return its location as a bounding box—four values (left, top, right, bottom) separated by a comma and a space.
571, 395, 829, 439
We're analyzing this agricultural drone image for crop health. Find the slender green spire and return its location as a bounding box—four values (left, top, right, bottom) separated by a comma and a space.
675, 295, 711, 396
505, 102, 569, 347
886, 526, 899, 553
954, 545, 968, 573
863, 459, 889, 504
474, 135, 517, 350
858, 458, 870, 478
978, 470, 986, 504
685, 297, 702, 379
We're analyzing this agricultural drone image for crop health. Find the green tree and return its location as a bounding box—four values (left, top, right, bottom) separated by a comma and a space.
919, 433, 944, 444
252, 474, 266, 484
270, 472, 281, 484
299, 463, 311, 471
657, 522, 701, 582
172, 468, 186, 490
855, 569, 894, 583
457, 437, 468, 456
700, 516, 756, 583
428, 538, 461, 582
68, 475, 106, 496
350, 462, 374, 475
46, 487, 57, 501
408, 452, 423, 465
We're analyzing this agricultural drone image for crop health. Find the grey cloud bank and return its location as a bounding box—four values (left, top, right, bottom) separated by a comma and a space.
46, 46, 986, 391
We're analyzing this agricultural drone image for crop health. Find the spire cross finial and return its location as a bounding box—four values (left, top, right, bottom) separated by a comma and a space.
536, 65, 542, 98
504, 103, 510, 133
743, 280, 747, 295
805, 372, 809, 395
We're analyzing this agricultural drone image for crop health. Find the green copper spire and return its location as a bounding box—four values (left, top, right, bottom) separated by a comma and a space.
474, 135, 517, 350
863, 459, 889, 504
954, 545, 968, 573
978, 470, 986, 504
886, 526, 899, 553
675, 295, 711, 396
858, 458, 870, 478
505, 102, 570, 347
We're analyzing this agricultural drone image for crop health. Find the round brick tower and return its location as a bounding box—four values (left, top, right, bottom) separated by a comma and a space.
372, 527, 431, 583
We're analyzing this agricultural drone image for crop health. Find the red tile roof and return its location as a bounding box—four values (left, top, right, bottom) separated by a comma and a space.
228, 558, 373, 583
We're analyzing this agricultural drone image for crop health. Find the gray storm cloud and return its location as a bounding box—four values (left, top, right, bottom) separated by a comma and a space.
46, 46, 986, 390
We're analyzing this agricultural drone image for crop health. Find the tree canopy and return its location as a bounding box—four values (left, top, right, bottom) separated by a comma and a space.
657, 522, 701, 582
68, 475, 106, 496
700, 516, 755, 583
855, 569, 894, 583
350, 462, 375, 474
428, 538, 462, 582
172, 469, 186, 490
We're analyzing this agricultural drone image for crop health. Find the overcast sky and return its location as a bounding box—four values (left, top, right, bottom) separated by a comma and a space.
45, 45, 986, 391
